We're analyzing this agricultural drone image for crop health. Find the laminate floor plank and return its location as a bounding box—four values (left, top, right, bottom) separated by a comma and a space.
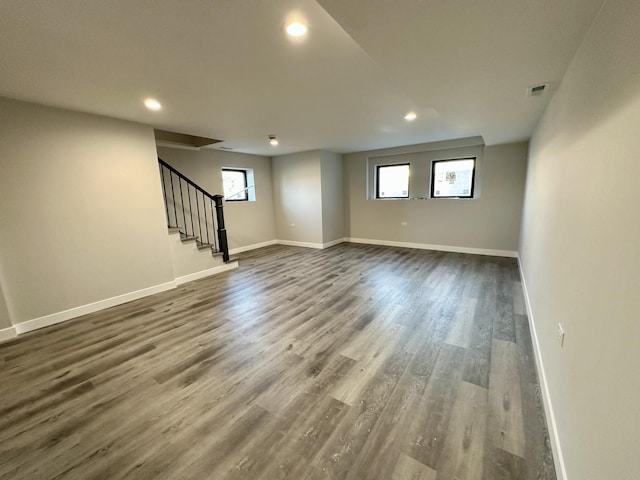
329, 324, 406, 407
445, 298, 478, 348
312, 348, 413, 480
342, 360, 430, 480
488, 339, 527, 458
483, 447, 527, 480
435, 381, 488, 480
392, 453, 437, 480
222, 356, 357, 479
0, 244, 555, 480
258, 394, 349, 480
404, 343, 465, 469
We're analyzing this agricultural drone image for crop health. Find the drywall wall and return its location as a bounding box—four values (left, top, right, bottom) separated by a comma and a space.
157, 147, 275, 250
272, 151, 324, 245
344, 140, 528, 253
167, 231, 236, 283
0, 98, 175, 325
320, 151, 345, 243
0, 280, 11, 330
519, 0, 640, 478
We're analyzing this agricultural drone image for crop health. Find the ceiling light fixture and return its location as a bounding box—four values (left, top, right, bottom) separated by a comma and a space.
144, 98, 162, 111
286, 21, 307, 37
404, 111, 417, 121
269, 135, 279, 146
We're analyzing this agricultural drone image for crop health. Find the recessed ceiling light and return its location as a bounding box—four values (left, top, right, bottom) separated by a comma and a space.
286, 22, 307, 37
404, 111, 417, 121
144, 98, 162, 111
269, 135, 279, 146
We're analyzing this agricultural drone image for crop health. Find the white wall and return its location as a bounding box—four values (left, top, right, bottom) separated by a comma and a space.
0, 98, 175, 326
272, 151, 324, 245
320, 151, 345, 243
157, 147, 276, 250
519, 0, 640, 478
344, 140, 528, 254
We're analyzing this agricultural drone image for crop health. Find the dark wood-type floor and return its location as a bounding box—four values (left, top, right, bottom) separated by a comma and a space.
0, 244, 556, 480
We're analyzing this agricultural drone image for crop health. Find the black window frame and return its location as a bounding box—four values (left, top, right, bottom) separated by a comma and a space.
222, 168, 249, 202
430, 157, 476, 199
376, 163, 410, 199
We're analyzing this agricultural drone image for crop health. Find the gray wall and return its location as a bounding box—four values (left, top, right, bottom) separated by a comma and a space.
272, 151, 324, 244
344, 140, 528, 252
157, 147, 276, 250
519, 0, 640, 478
0, 280, 11, 330
320, 151, 345, 243
0, 98, 175, 325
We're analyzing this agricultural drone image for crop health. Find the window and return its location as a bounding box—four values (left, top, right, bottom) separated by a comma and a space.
222, 169, 248, 201
431, 158, 476, 198
366, 145, 482, 201
376, 164, 410, 199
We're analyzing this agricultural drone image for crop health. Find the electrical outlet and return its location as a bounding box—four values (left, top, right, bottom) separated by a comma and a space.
400, 221, 407, 227
557, 323, 565, 347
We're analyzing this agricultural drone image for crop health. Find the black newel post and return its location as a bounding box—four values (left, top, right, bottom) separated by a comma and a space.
213, 195, 230, 262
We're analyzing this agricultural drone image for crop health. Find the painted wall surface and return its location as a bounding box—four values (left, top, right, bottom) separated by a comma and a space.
320, 151, 345, 243
0, 281, 11, 330
519, 0, 640, 478
0, 98, 174, 325
272, 151, 323, 245
344, 140, 528, 252
167, 232, 225, 279
157, 147, 275, 250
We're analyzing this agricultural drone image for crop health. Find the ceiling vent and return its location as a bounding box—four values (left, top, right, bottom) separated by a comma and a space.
527, 84, 549, 98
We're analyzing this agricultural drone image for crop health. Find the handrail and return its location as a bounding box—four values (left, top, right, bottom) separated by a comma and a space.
158, 158, 230, 262
158, 158, 216, 201
224, 184, 255, 201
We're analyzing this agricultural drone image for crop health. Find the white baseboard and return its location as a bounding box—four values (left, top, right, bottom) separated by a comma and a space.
517, 257, 566, 480
272, 237, 514, 256
276, 239, 324, 249
346, 237, 517, 258
275, 238, 347, 250
0, 326, 17, 343
322, 238, 347, 248
175, 260, 238, 285
229, 240, 277, 255
13, 281, 177, 335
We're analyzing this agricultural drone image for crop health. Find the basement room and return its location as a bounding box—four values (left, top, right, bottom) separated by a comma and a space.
0, 1, 637, 479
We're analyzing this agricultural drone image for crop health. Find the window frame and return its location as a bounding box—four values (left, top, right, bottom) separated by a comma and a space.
375, 163, 410, 199
222, 168, 249, 202
430, 157, 476, 199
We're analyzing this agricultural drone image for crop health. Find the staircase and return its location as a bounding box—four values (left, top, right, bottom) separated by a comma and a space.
158, 158, 231, 263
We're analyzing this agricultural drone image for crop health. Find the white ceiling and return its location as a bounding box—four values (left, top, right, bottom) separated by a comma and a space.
0, 0, 604, 156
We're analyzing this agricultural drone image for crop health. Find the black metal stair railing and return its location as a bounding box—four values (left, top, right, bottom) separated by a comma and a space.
158, 158, 230, 262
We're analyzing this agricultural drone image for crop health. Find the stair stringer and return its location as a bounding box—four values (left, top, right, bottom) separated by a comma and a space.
168, 230, 237, 285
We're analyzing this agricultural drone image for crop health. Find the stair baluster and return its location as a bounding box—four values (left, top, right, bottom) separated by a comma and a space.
158, 158, 230, 263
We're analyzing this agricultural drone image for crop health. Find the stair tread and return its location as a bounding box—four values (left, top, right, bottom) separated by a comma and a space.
167, 224, 231, 261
